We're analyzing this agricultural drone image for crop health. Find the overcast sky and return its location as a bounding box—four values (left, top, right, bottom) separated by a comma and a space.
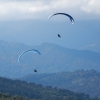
0, 0, 100, 20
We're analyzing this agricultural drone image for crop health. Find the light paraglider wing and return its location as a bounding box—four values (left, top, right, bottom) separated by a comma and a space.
18, 49, 41, 62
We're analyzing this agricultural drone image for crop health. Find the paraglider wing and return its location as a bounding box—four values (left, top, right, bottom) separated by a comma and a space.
18, 49, 41, 62
48, 13, 74, 24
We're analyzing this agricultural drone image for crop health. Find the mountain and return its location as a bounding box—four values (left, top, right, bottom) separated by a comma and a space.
0, 76, 99, 100
82, 41, 100, 54
32, 43, 100, 72
20, 69, 100, 98
0, 40, 31, 78
0, 40, 100, 78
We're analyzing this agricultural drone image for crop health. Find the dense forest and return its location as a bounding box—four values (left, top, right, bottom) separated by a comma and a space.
0, 76, 99, 100
0, 92, 29, 100
20, 69, 100, 98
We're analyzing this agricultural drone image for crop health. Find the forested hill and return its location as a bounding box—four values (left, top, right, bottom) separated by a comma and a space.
0, 92, 29, 100
20, 69, 100, 98
0, 40, 100, 78
0, 76, 99, 100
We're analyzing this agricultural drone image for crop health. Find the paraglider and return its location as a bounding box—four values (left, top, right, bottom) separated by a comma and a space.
18, 49, 41, 62
48, 13, 74, 24
58, 34, 61, 38
34, 69, 37, 72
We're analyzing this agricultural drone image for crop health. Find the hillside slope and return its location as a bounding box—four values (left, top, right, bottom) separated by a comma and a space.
20, 70, 100, 98
0, 76, 99, 100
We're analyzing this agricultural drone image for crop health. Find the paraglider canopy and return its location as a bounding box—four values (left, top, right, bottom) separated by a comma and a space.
18, 49, 41, 62
48, 13, 74, 24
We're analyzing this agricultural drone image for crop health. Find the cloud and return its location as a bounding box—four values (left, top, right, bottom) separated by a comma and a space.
81, 0, 100, 14
0, 0, 100, 20
85, 43, 96, 48
0, 0, 51, 20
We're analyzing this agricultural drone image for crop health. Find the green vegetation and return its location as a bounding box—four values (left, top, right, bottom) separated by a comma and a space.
21, 69, 100, 98
0, 76, 99, 100
0, 92, 29, 100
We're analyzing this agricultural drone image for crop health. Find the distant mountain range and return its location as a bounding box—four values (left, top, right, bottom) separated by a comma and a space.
82, 41, 100, 54
0, 40, 100, 78
20, 69, 100, 98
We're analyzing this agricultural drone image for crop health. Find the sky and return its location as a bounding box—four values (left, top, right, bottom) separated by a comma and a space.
0, 0, 100, 51
0, 0, 100, 20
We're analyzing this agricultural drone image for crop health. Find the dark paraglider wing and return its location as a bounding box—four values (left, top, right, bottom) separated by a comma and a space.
48, 13, 74, 24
